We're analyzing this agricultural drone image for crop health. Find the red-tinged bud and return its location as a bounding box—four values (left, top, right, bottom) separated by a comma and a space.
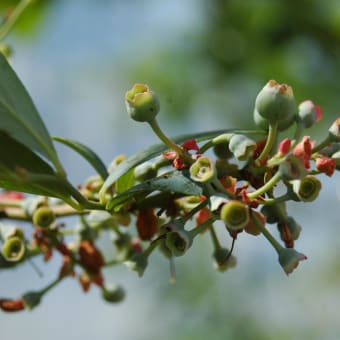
316, 156, 336, 177
182, 139, 199, 151
298, 100, 322, 128
0, 191, 25, 200
278, 138, 291, 155
136, 208, 158, 241
0, 298, 25, 312
196, 208, 211, 226
293, 136, 313, 169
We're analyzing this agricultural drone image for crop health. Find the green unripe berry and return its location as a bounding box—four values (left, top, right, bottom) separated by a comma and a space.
254, 108, 295, 131
189, 157, 216, 183
165, 229, 193, 257
220, 200, 249, 230
125, 84, 160, 122
290, 176, 321, 202
101, 284, 125, 303
254, 80, 296, 125
1, 236, 26, 262
32, 206, 56, 228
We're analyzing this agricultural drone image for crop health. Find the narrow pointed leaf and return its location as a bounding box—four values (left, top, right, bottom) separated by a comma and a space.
0, 132, 74, 201
106, 171, 202, 211
0, 53, 64, 173
53, 136, 109, 180
100, 128, 264, 199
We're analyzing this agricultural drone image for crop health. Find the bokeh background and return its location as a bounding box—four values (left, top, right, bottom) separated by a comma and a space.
1, 1, 340, 339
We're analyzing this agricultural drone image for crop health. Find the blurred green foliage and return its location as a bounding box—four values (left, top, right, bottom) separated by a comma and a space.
0, 0, 52, 36
126, 0, 340, 127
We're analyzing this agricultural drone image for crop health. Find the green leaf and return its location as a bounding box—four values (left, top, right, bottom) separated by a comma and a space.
53, 136, 109, 180
115, 169, 135, 194
99, 128, 264, 200
0, 53, 64, 174
107, 170, 202, 211
0, 132, 76, 204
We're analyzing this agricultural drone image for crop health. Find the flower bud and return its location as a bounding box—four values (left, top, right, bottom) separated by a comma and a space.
134, 162, 157, 181
328, 118, 340, 142
22, 291, 42, 310
189, 157, 216, 183
165, 229, 193, 257
32, 206, 56, 228
101, 284, 125, 303
254, 80, 296, 125
125, 84, 160, 122
254, 108, 295, 131
290, 175, 321, 202
278, 156, 307, 180
277, 248, 307, 275
220, 200, 249, 231
228, 134, 256, 161
260, 202, 286, 224
284, 216, 302, 241
212, 247, 237, 272
1, 236, 26, 262
124, 253, 148, 277
316, 156, 336, 177
298, 100, 322, 128
244, 210, 265, 236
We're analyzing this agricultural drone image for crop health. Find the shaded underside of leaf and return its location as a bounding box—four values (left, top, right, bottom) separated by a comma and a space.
106, 170, 202, 211
0, 53, 63, 173
100, 128, 264, 198
0, 132, 72, 200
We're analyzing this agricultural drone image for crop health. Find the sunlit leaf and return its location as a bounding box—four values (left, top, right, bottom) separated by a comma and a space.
0, 53, 64, 174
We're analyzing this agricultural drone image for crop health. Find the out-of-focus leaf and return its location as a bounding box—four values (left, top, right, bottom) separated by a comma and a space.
53, 136, 109, 180
107, 170, 202, 211
0, 52, 64, 174
99, 128, 263, 200
115, 169, 135, 194
0, 132, 74, 201
0, 0, 52, 37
